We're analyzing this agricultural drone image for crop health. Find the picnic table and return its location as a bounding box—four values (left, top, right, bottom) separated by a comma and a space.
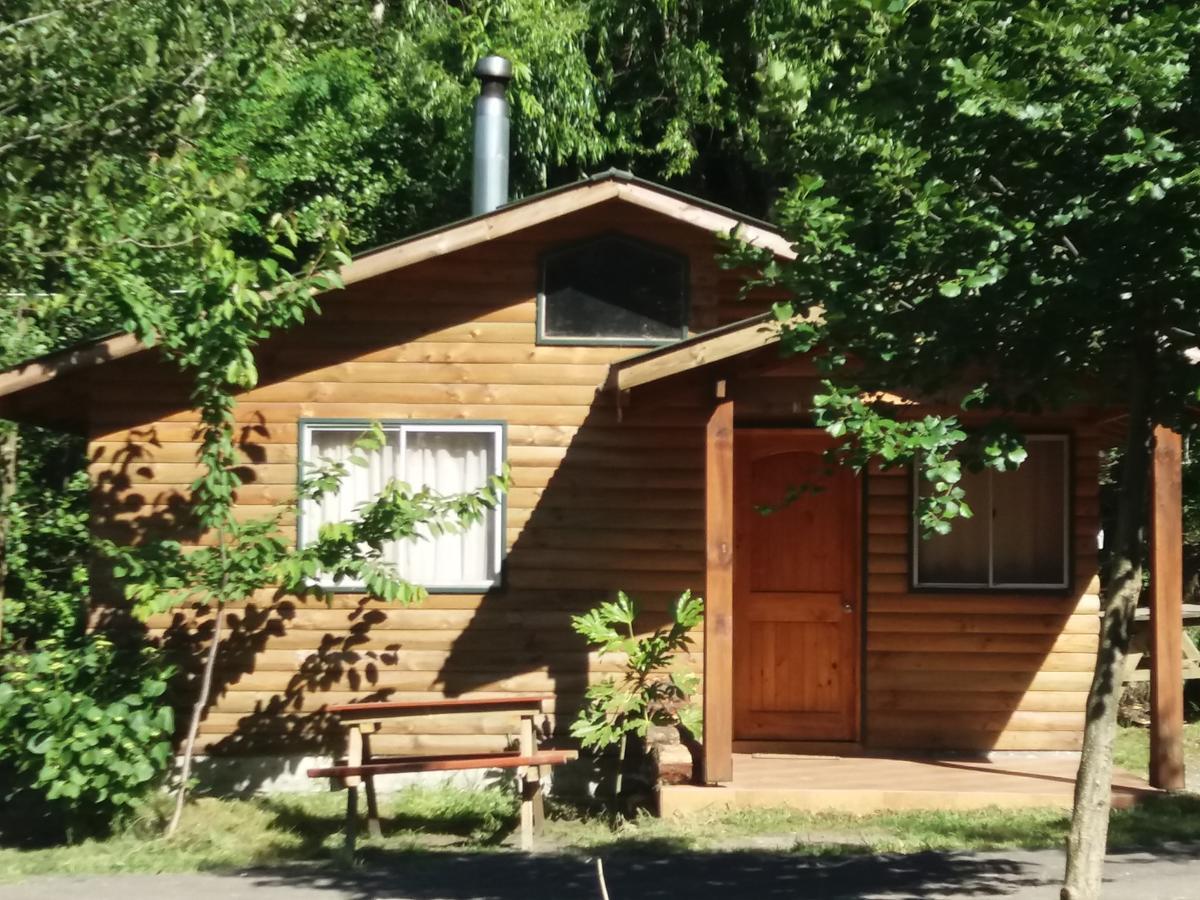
1122, 603, 1200, 684
307, 696, 576, 851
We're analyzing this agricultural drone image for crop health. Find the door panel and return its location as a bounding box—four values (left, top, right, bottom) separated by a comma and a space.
734, 430, 860, 741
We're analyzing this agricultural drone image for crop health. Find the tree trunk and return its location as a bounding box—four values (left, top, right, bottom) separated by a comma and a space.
166, 602, 224, 836
1061, 409, 1154, 900
0, 422, 19, 646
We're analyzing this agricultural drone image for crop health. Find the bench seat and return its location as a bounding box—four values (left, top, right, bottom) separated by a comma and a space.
308, 748, 578, 851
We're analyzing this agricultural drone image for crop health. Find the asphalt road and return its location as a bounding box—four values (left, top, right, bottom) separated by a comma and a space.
3, 845, 1199, 900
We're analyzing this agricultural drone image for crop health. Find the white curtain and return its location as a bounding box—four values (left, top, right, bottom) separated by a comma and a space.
303, 429, 400, 549
303, 427, 495, 588
398, 431, 493, 586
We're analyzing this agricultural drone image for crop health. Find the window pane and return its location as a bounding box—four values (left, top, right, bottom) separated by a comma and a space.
303, 428, 400, 549
992, 439, 1067, 585
542, 236, 686, 341
395, 430, 497, 586
915, 466, 990, 585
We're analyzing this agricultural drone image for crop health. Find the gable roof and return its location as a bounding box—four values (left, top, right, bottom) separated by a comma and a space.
0, 170, 793, 412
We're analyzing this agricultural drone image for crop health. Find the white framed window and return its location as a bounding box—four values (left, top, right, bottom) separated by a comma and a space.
299, 420, 504, 592
912, 435, 1070, 590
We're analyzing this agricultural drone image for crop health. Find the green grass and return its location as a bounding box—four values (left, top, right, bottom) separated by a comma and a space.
1114, 721, 1200, 778
2, 784, 1199, 881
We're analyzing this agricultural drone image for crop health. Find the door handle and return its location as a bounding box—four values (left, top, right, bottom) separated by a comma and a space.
842, 600, 854, 613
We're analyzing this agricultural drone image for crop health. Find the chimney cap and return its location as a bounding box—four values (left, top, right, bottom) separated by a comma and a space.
474, 55, 513, 82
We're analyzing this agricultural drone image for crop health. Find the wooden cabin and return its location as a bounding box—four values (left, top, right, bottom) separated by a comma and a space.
0, 169, 1187, 797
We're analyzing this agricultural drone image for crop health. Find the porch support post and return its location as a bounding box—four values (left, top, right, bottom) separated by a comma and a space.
1149, 425, 1185, 790
703, 398, 734, 784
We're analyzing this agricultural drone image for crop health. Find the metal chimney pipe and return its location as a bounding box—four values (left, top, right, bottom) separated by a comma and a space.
471, 55, 513, 216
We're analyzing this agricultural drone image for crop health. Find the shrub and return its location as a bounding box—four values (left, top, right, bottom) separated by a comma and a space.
0, 635, 174, 842
570, 590, 702, 806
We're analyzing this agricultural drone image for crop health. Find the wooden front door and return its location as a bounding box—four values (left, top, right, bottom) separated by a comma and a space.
733, 430, 861, 742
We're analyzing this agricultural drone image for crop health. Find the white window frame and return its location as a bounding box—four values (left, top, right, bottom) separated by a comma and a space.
298, 419, 505, 592
911, 434, 1070, 591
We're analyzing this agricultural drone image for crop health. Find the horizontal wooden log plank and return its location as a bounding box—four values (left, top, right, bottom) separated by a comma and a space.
867, 689, 1087, 714
868, 670, 1094, 693
149, 586, 691, 613
205, 648, 701, 673
868, 594, 1099, 615
91, 422, 705, 450
226, 382, 606, 407
869, 710, 1086, 733
282, 361, 613, 387
261, 341, 633, 368
868, 534, 908, 555
867, 554, 908, 576
868, 613, 1098, 635
148, 606, 691, 633
90, 463, 704, 493
867, 632, 1098, 654
868, 651, 1097, 674
198, 669, 596, 694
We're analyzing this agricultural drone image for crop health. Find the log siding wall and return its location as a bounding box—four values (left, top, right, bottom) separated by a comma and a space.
84, 200, 1099, 759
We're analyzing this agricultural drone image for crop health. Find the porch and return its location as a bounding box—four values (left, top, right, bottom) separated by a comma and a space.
659, 753, 1157, 817
611, 314, 1191, 793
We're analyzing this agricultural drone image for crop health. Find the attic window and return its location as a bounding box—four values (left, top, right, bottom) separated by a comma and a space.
538, 235, 688, 345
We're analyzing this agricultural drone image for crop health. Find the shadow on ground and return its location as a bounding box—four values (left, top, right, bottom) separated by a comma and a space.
240, 850, 1046, 900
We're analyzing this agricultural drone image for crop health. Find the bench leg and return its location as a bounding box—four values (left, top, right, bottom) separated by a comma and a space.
362, 733, 383, 839
520, 773, 537, 851
532, 765, 547, 834
518, 715, 537, 850
345, 784, 359, 856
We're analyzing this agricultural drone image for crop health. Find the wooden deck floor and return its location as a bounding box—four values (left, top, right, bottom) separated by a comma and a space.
659, 753, 1156, 817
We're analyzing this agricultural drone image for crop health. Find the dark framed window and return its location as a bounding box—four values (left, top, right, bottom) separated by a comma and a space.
537, 234, 688, 345
912, 435, 1070, 590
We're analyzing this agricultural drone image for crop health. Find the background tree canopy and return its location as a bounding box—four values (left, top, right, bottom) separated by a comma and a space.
0, 0, 1198, 883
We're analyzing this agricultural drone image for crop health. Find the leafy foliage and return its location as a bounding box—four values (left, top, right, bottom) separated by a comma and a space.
1, 433, 90, 645
0, 636, 174, 842
752, 1, 1200, 507
570, 590, 703, 751
746, 4, 1200, 895
103, 423, 510, 616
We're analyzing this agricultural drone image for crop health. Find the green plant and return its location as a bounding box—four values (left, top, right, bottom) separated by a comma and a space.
737, 4, 1200, 896
570, 590, 703, 803
0, 635, 174, 842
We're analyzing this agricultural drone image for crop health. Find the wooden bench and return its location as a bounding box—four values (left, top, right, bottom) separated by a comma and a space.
1122, 604, 1200, 684
306, 696, 577, 850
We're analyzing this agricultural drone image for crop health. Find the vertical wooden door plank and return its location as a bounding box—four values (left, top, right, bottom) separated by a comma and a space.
703, 399, 735, 784
1150, 425, 1185, 790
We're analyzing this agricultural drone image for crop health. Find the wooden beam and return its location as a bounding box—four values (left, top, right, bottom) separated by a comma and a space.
1149, 425, 1185, 790
0, 332, 145, 400
614, 183, 796, 261
613, 315, 782, 392
703, 399, 735, 784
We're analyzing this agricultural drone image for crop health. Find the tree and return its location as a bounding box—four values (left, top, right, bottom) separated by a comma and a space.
0, 0, 317, 644
105, 422, 509, 835
0, 0, 513, 835
747, 3, 1200, 898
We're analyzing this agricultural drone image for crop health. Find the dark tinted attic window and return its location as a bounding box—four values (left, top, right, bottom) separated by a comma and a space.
539, 236, 687, 344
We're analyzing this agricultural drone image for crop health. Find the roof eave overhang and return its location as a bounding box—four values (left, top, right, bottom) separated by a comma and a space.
0, 174, 794, 419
